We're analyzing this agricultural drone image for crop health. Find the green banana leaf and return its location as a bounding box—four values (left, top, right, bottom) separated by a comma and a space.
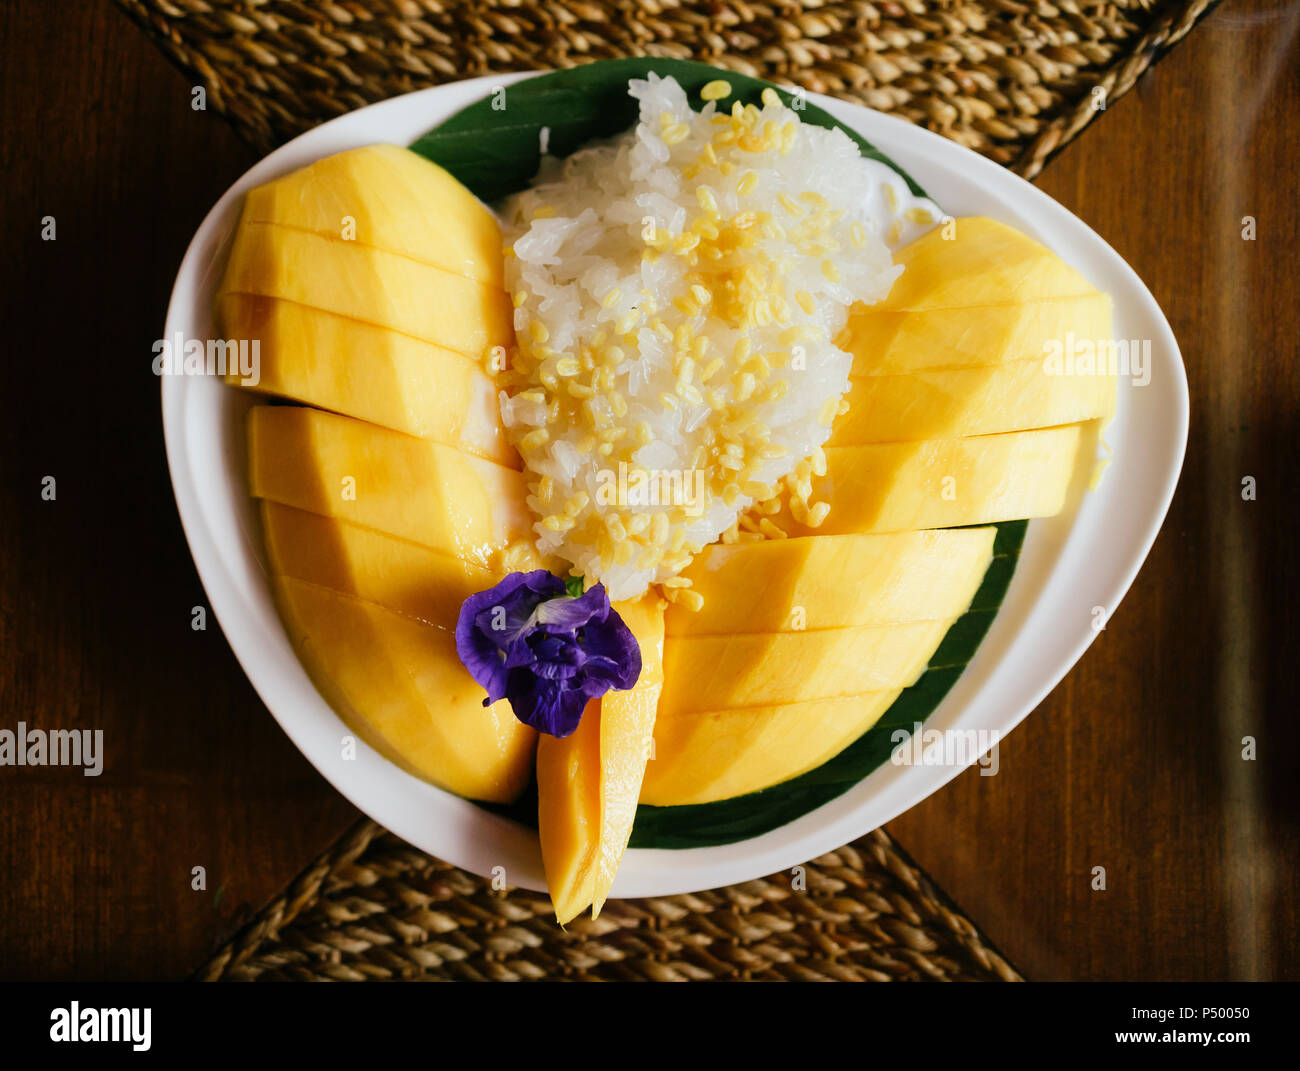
410, 57, 927, 204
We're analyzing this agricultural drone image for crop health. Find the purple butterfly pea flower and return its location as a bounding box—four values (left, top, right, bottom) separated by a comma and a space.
455, 570, 641, 738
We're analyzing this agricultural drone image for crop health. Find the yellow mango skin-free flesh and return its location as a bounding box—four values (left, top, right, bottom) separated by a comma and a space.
879, 217, 1099, 310
777, 424, 1084, 535
830, 357, 1117, 445
272, 576, 535, 802
665, 529, 995, 636
536, 700, 602, 926
536, 598, 665, 924
640, 691, 901, 806
591, 597, 664, 919
248, 406, 532, 570
840, 294, 1114, 377
260, 501, 500, 627
660, 619, 953, 713
219, 293, 517, 466
221, 221, 513, 360
240, 144, 505, 287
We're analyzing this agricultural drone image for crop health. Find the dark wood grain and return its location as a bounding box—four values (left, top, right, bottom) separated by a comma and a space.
0, 0, 359, 982
0, 0, 1295, 980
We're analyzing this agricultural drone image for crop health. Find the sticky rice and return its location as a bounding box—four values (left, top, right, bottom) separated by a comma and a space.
500, 73, 924, 602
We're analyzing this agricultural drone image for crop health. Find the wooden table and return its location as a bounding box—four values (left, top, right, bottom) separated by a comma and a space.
0, 0, 1295, 981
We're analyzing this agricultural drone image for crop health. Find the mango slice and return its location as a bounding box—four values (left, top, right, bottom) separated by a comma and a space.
239, 144, 504, 286
641, 691, 902, 806
260, 501, 499, 626
775, 425, 1084, 535
248, 406, 531, 570
660, 619, 953, 713
665, 529, 995, 636
273, 576, 535, 802
221, 221, 513, 360
840, 294, 1113, 377
652, 522, 1000, 801
591, 597, 664, 918
830, 358, 1116, 444
880, 217, 1098, 310
219, 294, 516, 466
537, 597, 665, 924
536, 700, 602, 926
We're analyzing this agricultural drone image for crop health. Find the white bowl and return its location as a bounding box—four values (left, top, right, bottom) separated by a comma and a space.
162, 72, 1187, 897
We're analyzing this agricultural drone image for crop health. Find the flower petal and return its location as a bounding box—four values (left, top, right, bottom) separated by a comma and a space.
583, 602, 642, 690
456, 572, 642, 739
506, 667, 589, 737
533, 584, 609, 631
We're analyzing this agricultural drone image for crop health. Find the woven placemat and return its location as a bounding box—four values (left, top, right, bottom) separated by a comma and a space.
115, 0, 1217, 180
195, 820, 1022, 981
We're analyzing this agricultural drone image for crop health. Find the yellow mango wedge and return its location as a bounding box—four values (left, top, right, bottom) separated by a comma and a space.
840, 294, 1113, 377
219, 294, 517, 466
591, 597, 664, 918
273, 576, 535, 801
641, 690, 902, 806
221, 221, 512, 360
240, 144, 505, 286
830, 358, 1117, 444
248, 406, 532, 570
880, 217, 1099, 310
536, 700, 601, 926
775, 425, 1084, 535
537, 597, 665, 924
260, 501, 499, 626
660, 619, 953, 713
665, 529, 995, 636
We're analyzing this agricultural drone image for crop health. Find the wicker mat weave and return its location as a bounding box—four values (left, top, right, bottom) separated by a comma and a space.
114, 0, 1217, 180
195, 820, 1023, 981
